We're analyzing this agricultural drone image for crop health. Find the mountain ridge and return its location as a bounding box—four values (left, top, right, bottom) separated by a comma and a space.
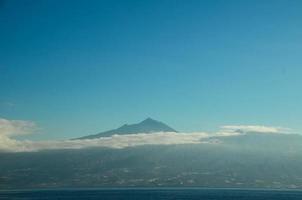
76, 118, 177, 139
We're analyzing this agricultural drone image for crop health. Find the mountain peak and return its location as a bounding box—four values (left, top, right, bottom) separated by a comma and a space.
76, 118, 177, 139
140, 117, 158, 124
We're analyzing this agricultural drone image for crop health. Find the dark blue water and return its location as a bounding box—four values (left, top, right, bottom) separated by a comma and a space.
1, 188, 302, 200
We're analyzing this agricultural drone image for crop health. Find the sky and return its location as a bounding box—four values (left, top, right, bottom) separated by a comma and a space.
1, 0, 302, 140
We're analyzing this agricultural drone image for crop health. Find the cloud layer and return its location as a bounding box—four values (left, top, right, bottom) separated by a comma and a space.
0, 118, 36, 136
1, 132, 214, 152
221, 125, 291, 134
0, 118, 292, 152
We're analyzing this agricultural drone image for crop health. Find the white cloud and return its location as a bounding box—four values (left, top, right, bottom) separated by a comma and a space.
0, 118, 293, 152
0, 118, 37, 152
0, 118, 36, 136
0, 132, 213, 152
0, 135, 22, 152
221, 125, 290, 134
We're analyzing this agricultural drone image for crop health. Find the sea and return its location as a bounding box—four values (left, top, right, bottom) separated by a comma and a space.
0, 188, 302, 200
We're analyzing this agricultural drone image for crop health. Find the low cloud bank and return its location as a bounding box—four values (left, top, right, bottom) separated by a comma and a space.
0, 118, 292, 152
221, 125, 291, 134
1, 132, 212, 152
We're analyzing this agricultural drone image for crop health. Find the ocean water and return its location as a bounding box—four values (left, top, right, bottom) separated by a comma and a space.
0, 188, 302, 200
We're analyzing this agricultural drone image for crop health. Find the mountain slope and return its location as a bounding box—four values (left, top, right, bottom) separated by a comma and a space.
1, 132, 302, 189
77, 118, 177, 139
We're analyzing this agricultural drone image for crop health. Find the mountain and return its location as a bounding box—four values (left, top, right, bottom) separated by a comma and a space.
76, 118, 177, 139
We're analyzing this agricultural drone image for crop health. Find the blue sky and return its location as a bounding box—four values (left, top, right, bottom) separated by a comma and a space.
1, 0, 302, 139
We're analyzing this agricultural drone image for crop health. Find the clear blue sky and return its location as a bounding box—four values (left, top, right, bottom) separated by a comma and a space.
1, 0, 302, 139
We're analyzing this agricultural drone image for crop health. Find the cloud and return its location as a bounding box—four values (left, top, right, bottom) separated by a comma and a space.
0, 135, 22, 152
0, 118, 293, 152
0, 118, 37, 152
221, 125, 291, 134
2, 132, 213, 152
0, 118, 36, 136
